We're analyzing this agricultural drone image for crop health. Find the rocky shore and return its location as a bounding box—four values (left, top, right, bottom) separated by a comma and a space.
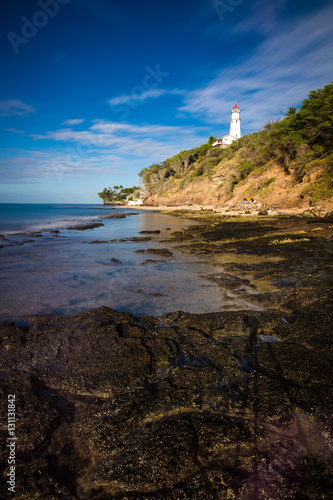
1, 211, 333, 499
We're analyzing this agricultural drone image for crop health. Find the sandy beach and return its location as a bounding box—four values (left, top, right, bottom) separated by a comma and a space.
122, 203, 323, 217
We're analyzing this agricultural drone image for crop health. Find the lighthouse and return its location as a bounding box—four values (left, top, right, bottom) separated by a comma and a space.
230, 104, 241, 139
213, 104, 241, 148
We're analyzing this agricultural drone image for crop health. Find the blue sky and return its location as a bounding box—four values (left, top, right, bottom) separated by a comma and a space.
0, 0, 332, 203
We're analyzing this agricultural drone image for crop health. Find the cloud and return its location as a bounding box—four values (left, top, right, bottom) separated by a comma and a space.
29, 121, 210, 161
7, 120, 210, 183
0, 100, 36, 117
232, 0, 288, 35
62, 119, 86, 126
90, 120, 207, 137
0, 148, 130, 184
4, 128, 25, 134
178, 4, 333, 131
108, 89, 169, 107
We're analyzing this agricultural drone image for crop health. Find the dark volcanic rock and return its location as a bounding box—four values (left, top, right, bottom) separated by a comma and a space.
1, 212, 333, 498
134, 248, 173, 258
139, 230, 161, 234
67, 222, 104, 230
204, 272, 252, 290
110, 258, 122, 264
89, 240, 110, 244
127, 236, 152, 242
0, 300, 332, 499
141, 259, 167, 265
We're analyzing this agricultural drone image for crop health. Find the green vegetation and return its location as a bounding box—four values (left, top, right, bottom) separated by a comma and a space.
137, 82, 333, 202
98, 185, 140, 203
138, 141, 229, 195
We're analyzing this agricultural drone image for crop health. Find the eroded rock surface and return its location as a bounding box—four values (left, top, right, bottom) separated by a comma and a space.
1, 297, 332, 499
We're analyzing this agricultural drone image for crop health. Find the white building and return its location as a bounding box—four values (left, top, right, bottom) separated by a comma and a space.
128, 199, 143, 206
213, 104, 241, 148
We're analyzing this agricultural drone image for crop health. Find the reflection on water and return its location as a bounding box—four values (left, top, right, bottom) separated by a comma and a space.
0, 210, 261, 322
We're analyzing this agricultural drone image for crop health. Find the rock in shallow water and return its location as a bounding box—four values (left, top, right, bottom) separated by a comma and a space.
134, 248, 173, 258
0, 301, 332, 499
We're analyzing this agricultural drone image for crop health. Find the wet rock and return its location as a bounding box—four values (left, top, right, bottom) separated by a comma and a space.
17, 239, 35, 245
1, 212, 332, 498
204, 272, 251, 290
89, 240, 110, 244
134, 248, 173, 258
146, 248, 173, 257
67, 222, 104, 230
139, 230, 161, 234
110, 258, 122, 264
103, 213, 126, 219
29, 232, 44, 237
141, 259, 167, 265
0, 301, 332, 499
127, 236, 152, 242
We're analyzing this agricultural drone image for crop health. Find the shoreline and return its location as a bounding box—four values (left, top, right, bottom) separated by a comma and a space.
1, 209, 333, 498
121, 202, 330, 218
1, 208, 242, 323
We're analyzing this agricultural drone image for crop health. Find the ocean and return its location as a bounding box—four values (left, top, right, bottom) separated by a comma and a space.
0, 203, 118, 233
0, 203, 254, 322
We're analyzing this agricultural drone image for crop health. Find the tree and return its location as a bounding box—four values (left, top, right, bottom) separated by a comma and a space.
286, 107, 297, 117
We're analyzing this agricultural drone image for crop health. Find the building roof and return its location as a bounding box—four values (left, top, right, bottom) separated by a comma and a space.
233, 104, 239, 109
212, 134, 237, 146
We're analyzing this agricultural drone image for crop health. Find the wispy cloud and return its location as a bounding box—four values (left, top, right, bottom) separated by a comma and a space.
4, 128, 25, 134
29, 121, 210, 159
0, 100, 36, 117
108, 89, 169, 106
178, 4, 333, 131
4, 120, 210, 183
62, 119, 86, 126
232, 0, 287, 35
0, 149, 130, 184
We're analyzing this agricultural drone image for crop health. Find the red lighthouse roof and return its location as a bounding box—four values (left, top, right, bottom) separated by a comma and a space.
233, 103, 239, 109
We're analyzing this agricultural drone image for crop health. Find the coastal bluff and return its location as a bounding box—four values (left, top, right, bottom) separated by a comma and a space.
136, 83, 333, 211
1, 296, 332, 499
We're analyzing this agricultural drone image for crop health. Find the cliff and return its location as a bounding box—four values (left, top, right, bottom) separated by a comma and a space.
140, 83, 333, 209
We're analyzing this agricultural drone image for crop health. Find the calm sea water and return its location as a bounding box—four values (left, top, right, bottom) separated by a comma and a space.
0, 204, 257, 322
0, 203, 114, 233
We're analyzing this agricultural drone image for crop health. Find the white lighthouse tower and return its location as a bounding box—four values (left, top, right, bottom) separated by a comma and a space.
213, 103, 241, 148
230, 104, 241, 139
